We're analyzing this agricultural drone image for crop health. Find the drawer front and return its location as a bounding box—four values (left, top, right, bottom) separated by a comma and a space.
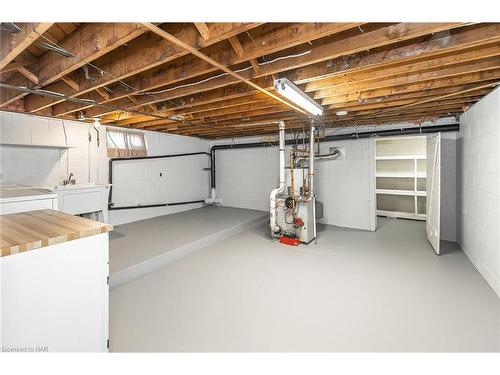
59, 191, 102, 214
0, 198, 56, 214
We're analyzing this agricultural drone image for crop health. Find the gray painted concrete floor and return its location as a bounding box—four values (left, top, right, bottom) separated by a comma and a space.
109, 206, 267, 273
110, 216, 500, 352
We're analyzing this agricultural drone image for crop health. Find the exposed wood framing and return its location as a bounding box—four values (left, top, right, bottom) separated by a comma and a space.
140, 22, 309, 116
61, 76, 79, 91
194, 23, 210, 41
23, 23, 263, 113
15, 66, 38, 84
1, 22, 499, 138
1, 23, 146, 107
51, 22, 360, 117
0, 23, 53, 70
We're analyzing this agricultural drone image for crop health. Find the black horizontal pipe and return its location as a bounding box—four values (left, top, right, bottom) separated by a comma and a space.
108, 152, 211, 209
109, 200, 205, 210
109, 151, 210, 162
209, 123, 459, 189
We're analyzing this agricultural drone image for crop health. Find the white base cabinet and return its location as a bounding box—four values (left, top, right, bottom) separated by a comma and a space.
1, 234, 109, 352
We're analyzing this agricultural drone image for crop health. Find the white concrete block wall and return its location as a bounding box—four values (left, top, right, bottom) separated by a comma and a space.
440, 132, 457, 242
315, 138, 376, 231
0, 111, 108, 188
109, 129, 211, 225
457, 87, 500, 298
213, 136, 376, 231
0, 112, 210, 225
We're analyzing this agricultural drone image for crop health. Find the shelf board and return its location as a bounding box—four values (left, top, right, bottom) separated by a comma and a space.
376, 172, 427, 178
376, 155, 425, 160
0, 142, 75, 149
377, 210, 426, 221
376, 189, 426, 197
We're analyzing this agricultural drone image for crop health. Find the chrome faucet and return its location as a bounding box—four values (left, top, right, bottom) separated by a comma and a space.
63, 173, 76, 185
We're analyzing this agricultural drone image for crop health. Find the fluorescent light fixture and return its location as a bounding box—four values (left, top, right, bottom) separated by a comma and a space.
274, 78, 323, 116
336, 110, 348, 116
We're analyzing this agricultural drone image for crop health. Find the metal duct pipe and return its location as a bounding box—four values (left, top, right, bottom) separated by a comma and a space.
208, 123, 459, 190
269, 121, 286, 234
295, 149, 341, 166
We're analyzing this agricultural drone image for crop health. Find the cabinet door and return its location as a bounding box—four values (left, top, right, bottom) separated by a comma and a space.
1, 234, 109, 352
426, 133, 441, 254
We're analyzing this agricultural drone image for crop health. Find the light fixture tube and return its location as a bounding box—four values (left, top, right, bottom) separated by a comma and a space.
274, 78, 323, 116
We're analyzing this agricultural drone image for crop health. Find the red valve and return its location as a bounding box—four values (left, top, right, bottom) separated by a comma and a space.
293, 217, 304, 227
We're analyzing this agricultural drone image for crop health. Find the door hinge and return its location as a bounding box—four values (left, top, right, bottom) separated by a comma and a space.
107, 339, 109, 349
107, 276, 109, 285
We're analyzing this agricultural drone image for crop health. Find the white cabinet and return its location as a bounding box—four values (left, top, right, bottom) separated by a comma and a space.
1, 233, 109, 352
375, 136, 427, 221
0, 187, 58, 214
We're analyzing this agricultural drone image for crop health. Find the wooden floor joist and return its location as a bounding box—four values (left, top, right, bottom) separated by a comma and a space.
1, 22, 499, 138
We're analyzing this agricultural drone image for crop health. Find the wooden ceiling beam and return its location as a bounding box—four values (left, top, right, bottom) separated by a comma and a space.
15, 65, 38, 84
24, 23, 263, 113
228, 36, 244, 58
56, 22, 360, 118
321, 69, 500, 105
61, 75, 79, 91
108, 41, 500, 130
312, 56, 500, 99
100, 82, 264, 123
1, 62, 24, 72
304, 43, 500, 93
173, 24, 500, 118
0, 22, 53, 70
175, 94, 481, 137
1, 23, 146, 108
142, 23, 308, 115
249, 59, 260, 73
284, 24, 500, 87
112, 93, 268, 127
120, 89, 483, 130
79, 22, 462, 120
327, 91, 488, 112
95, 87, 110, 101
194, 23, 211, 41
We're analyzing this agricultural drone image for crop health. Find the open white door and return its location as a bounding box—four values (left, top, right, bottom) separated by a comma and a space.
426, 133, 441, 254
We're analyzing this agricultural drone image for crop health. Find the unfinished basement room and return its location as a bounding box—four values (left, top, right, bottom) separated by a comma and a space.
1, 7, 500, 365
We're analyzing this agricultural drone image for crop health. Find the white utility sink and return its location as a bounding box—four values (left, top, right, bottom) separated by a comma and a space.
51, 182, 97, 190
49, 183, 111, 222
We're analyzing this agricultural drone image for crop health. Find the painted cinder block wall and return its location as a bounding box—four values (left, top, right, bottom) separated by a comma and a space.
441, 132, 457, 242
457, 87, 500, 298
213, 136, 377, 231
0, 111, 210, 225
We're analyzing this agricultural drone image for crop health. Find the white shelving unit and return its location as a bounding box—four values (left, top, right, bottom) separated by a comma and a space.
375, 136, 427, 221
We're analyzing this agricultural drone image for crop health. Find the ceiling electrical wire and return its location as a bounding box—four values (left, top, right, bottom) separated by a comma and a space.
27, 26, 313, 129
34, 25, 312, 100
135, 50, 312, 97
0, 82, 243, 137
1, 22, 21, 32
33, 30, 139, 93
1, 83, 178, 122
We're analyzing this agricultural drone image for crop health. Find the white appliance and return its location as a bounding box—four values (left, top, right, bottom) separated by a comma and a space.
0, 185, 58, 214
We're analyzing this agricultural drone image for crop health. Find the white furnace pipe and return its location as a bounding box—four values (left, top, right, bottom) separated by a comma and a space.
269, 121, 286, 234
309, 123, 317, 239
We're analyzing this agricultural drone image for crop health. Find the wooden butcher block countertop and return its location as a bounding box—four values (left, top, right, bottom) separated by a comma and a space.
0, 209, 113, 257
